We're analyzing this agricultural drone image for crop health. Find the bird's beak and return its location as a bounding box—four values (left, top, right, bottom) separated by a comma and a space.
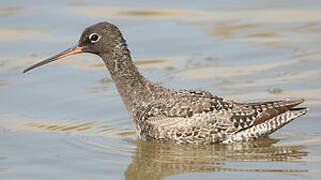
23, 44, 83, 73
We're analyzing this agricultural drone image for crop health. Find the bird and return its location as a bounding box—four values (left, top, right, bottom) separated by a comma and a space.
23, 22, 307, 144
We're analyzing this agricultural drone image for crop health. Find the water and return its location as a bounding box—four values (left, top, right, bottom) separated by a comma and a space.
1, 0, 321, 179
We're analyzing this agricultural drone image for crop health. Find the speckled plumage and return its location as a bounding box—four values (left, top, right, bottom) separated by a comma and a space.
132, 87, 306, 144
24, 22, 307, 144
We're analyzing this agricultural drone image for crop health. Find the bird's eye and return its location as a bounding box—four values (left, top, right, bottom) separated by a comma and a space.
89, 33, 100, 43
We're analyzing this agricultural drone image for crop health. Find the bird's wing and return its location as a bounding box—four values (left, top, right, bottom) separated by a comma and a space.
230, 98, 305, 130
136, 88, 305, 143
135, 90, 237, 143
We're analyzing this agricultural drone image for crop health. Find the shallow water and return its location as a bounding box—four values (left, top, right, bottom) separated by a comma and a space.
1, 0, 321, 179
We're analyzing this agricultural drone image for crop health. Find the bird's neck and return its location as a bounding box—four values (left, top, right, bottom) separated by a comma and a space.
99, 40, 160, 117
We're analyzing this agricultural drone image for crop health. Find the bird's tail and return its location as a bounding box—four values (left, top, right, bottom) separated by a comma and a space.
223, 99, 307, 143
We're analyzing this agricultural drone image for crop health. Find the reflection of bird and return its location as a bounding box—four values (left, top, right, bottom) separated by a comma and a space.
24, 22, 307, 144
125, 138, 308, 180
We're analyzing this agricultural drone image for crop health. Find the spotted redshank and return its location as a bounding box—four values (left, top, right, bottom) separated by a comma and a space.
24, 22, 307, 144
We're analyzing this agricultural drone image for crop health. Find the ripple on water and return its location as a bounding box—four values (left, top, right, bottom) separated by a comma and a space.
27, 120, 134, 137
0, 156, 7, 173
124, 138, 310, 180
0, 115, 134, 137
56, 132, 313, 180
0, 28, 48, 41
72, 5, 321, 22
0, 7, 20, 17
0, 80, 7, 87
0, 115, 137, 163
210, 23, 259, 39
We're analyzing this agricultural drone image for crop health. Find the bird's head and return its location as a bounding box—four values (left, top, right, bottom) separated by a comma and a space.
23, 22, 123, 73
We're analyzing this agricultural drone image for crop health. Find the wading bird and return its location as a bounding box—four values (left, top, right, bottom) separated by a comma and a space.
24, 22, 307, 144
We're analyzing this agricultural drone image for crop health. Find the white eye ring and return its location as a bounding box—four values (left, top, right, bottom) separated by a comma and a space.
89, 33, 101, 43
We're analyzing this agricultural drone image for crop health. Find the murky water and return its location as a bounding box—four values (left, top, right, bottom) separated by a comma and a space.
1, 0, 321, 179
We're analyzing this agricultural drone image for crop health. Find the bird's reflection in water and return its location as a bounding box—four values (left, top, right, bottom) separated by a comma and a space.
125, 137, 308, 180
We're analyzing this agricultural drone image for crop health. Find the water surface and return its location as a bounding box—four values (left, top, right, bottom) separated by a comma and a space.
1, 0, 321, 179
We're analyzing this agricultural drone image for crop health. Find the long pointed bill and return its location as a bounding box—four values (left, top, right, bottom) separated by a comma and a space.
23, 45, 83, 73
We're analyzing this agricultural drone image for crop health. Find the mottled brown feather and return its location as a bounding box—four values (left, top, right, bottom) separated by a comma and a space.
253, 99, 304, 126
